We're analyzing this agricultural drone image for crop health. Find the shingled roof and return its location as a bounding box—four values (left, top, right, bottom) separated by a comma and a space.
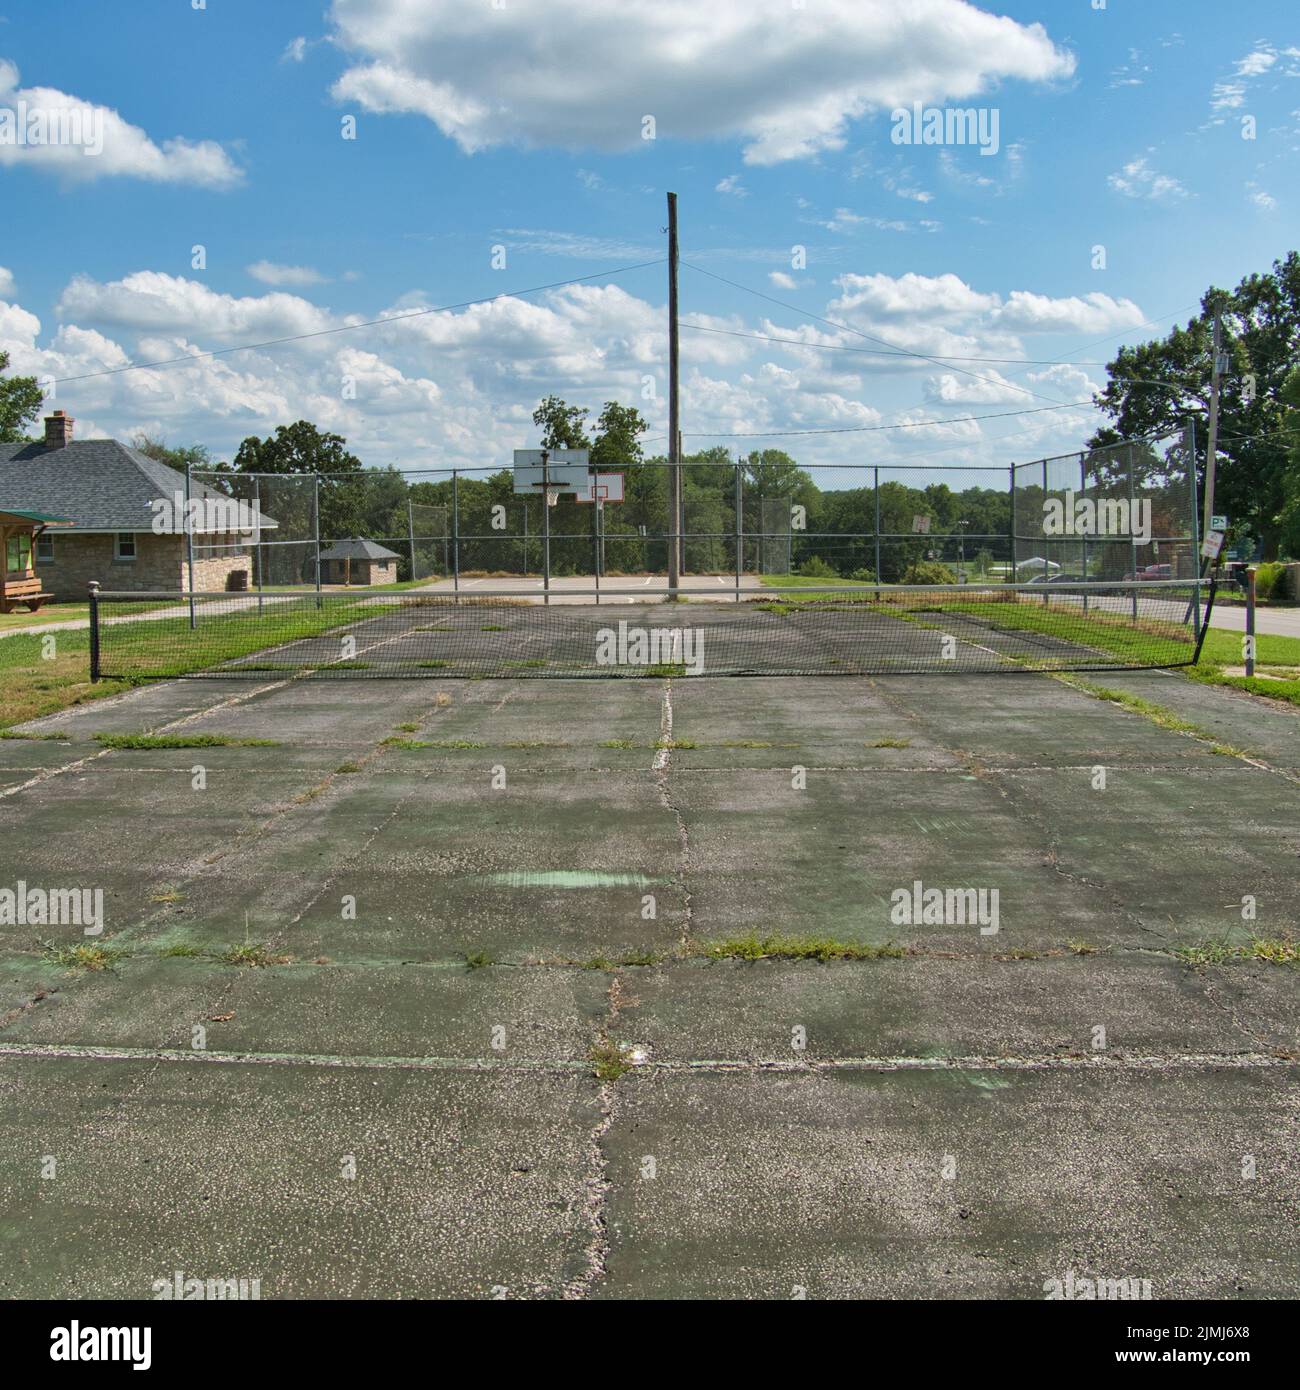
318, 537, 401, 561
0, 439, 277, 533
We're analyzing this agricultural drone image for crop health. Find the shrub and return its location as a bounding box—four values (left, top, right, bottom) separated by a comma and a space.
899, 560, 958, 585
796, 555, 838, 578
1253, 561, 1286, 601
848, 567, 877, 583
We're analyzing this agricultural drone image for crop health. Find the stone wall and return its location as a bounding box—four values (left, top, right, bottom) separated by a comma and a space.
36, 532, 252, 599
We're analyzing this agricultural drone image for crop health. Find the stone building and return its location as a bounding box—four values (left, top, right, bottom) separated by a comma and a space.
0, 413, 276, 599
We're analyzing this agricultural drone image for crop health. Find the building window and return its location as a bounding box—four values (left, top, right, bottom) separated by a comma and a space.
5, 533, 32, 574
115, 533, 137, 561
35, 535, 54, 564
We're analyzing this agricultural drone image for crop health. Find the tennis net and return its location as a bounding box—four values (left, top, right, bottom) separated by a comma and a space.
89, 580, 1215, 681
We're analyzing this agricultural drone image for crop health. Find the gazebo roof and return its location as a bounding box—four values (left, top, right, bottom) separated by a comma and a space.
318, 537, 401, 561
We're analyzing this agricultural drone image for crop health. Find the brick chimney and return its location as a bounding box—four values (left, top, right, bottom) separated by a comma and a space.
44, 411, 75, 450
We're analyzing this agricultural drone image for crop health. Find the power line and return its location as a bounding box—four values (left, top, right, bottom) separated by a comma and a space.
47, 258, 668, 386
680, 321, 1111, 366
681, 261, 1071, 407
670, 400, 1095, 439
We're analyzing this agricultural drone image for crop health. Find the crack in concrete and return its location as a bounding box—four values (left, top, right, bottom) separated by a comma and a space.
0, 1041, 1292, 1073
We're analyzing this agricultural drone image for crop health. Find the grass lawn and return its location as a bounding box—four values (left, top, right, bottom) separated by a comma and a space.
0, 627, 131, 730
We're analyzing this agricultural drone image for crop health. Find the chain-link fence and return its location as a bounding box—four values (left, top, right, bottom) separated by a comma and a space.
186, 427, 1199, 595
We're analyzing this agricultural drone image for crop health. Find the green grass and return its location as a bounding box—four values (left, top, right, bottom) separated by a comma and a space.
222, 942, 291, 967
871, 737, 912, 749
589, 1038, 635, 1081
701, 934, 907, 962
465, 950, 494, 970
382, 737, 484, 749
94, 732, 280, 750
759, 574, 871, 589
42, 942, 125, 971
1175, 936, 1299, 967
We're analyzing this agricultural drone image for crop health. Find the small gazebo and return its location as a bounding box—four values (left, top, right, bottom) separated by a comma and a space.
318, 537, 401, 587
0, 508, 72, 613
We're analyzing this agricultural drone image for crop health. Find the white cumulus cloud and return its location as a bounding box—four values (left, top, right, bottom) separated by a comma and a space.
0, 60, 241, 187
326, 0, 1074, 164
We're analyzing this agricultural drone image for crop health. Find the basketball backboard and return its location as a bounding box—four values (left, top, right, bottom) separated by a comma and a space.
513, 449, 590, 495
574, 471, 625, 504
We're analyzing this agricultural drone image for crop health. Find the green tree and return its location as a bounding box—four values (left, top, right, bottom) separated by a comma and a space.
1278, 365, 1300, 556
531, 395, 591, 450
0, 349, 44, 443
589, 401, 649, 470
234, 420, 363, 476
129, 432, 221, 473
1092, 252, 1300, 559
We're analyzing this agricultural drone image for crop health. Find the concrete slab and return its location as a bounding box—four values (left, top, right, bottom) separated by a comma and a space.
0, 956, 609, 1062
598, 1067, 1300, 1299
0, 1056, 597, 1298
615, 955, 1297, 1062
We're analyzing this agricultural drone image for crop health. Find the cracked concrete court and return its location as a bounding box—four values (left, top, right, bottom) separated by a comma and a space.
1, 669, 1297, 1299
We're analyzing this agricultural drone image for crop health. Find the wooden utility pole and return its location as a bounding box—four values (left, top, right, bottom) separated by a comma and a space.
667, 191, 681, 596
1202, 309, 1223, 548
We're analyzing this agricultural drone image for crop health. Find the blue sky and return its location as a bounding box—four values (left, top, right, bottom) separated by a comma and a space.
0, 0, 1295, 481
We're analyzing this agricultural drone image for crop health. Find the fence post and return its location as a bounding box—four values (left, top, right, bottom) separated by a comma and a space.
407, 498, 417, 584
185, 462, 196, 629
873, 466, 882, 596
313, 473, 323, 609
734, 460, 743, 602
452, 470, 460, 600
87, 580, 101, 682
254, 474, 265, 616
1245, 567, 1256, 677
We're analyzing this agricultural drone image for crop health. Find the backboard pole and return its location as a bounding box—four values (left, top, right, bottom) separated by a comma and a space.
667, 191, 681, 598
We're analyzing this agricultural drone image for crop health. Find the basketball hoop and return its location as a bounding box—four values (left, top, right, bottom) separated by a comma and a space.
545, 486, 563, 507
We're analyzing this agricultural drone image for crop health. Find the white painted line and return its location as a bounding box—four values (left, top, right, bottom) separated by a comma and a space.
652, 682, 674, 770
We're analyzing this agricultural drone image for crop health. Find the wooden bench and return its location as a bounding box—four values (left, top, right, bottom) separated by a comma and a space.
0, 575, 55, 614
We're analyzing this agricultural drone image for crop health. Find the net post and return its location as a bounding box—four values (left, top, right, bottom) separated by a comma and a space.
87, 580, 101, 682
185, 461, 196, 630
1245, 567, 1257, 677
